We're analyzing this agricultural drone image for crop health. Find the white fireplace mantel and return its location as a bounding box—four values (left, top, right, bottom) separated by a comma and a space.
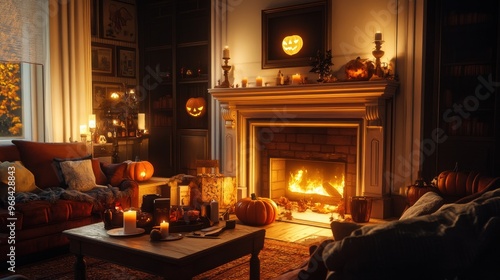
209, 80, 399, 218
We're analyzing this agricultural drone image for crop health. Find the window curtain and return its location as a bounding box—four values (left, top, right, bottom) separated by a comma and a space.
48, 0, 92, 142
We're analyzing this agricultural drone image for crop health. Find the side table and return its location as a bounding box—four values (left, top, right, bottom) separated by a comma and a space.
136, 177, 169, 208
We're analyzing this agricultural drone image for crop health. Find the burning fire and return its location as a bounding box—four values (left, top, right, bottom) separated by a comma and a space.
288, 169, 344, 198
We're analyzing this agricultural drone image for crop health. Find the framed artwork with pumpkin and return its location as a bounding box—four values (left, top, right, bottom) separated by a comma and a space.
262, 0, 330, 69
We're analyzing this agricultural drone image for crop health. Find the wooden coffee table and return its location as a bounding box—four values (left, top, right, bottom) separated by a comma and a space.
63, 222, 266, 280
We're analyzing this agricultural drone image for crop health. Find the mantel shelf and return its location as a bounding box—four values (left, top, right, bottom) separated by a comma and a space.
209, 80, 399, 107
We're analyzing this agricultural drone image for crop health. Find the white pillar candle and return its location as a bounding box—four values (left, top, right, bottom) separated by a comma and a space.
138, 113, 145, 130
292, 74, 301, 85
123, 210, 137, 234
222, 46, 230, 59
79, 125, 87, 135
88, 114, 96, 129
256, 76, 263, 87
160, 221, 169, 238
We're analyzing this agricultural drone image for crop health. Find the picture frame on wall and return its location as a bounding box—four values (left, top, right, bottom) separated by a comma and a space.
117, 47, 136, 78
92, 82, 122, 110
261, 1, 329, 69
92, 43, 114, 75
91, 0, 99, 37
101, 0, 136, 42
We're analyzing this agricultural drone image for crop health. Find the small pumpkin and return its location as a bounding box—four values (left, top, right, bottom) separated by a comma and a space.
186, 97, 206, 117
345, 57, 374, 81
127, 160, 154, 181
235, 193, 278, 226
282, 35, 303, 56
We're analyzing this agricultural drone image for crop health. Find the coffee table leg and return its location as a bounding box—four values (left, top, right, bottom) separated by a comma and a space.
74, 254, 87, 280
250, 251, 260, 280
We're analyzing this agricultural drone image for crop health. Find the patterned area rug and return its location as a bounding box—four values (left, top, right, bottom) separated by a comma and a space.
2, 239, 310, 280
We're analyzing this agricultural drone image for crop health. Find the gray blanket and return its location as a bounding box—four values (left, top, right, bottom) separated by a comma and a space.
15, 185, 133, 210
323, 188, 500, 279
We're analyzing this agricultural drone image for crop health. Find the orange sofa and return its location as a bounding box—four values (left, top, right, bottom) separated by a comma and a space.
0, 140, 138, 263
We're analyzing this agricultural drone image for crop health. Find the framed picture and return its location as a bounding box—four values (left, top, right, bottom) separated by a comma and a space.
262, 1, 330, 69
92, 43, 114, 75
101, 0, 136, 42
92, 82, 122, 110
117, 47, 136, 78
91, 0, 99, 37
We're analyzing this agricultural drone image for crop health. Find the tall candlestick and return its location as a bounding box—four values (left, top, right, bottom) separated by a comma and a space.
222, 46, 230, 59
160, 220, 169, 238
138, 113, 145, 130
123, 210, 137, 234
256, 76, 263, 87
88, 114, 96, 129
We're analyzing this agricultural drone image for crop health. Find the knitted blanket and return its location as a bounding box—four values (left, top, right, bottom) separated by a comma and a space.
14, 185, 133, 210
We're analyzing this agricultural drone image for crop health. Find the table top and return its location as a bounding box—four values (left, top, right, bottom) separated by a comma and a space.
63, 222, 266, 263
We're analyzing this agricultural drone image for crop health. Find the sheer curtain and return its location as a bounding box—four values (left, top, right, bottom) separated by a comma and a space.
48, 0, 92, 142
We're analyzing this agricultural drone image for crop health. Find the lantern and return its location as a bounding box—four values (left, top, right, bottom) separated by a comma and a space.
186, 97, 206, 117
127, 161, 154, 181
282, 35, 303, 56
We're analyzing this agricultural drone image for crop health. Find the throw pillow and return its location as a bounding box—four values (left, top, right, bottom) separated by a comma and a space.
53, 155, 92, 187
100, 162, 128, 187
330, 221, 363, 241
399, 191, 444, 220
0, 161, 38, 192
59, 159, 96, 192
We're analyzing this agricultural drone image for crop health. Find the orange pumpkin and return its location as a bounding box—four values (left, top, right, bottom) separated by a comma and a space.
127, 161, 154, 181
235, 193, 278, 226
186, 97, 206, 117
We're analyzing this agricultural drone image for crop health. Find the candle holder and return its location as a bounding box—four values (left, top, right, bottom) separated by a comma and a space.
216, 58, 231, 88
372, 39, 385, 78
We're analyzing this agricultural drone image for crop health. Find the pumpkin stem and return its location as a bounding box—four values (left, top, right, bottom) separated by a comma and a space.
251, 193, 257, 200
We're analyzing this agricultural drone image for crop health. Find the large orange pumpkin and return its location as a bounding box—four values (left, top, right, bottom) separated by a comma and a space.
235, 193, 278, 226
127, 161, 154, 181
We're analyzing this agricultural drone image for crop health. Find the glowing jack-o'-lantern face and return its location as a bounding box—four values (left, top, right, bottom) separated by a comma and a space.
186, 97, 206, 117
282, 35, 303, 56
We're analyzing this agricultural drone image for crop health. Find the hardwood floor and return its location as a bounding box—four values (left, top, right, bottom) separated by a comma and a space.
262, 220, 332, 244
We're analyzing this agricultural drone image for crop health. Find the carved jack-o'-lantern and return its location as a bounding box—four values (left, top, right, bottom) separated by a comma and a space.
186, 97, 206, 117
282, 35, 303, 56
345, 57, 375, 81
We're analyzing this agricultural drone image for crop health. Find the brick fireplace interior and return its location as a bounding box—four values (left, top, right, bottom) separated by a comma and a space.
209, 81, 399, 219
259, 127, 357, 217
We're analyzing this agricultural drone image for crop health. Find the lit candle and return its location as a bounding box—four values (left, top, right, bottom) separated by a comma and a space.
292, 74, 301, 85
79, 125, 87, 135
88, 114, 96, 129
242, 77, 248, 88
123, 210, 137, 234
256, 76, 263, 87
222, 46, 230, 59
375, 32, 382, 41
138, 113, 145, 130
160, 220, 169, 238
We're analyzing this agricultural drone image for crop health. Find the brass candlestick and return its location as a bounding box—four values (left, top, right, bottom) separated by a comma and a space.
216, 58, 231, 88
372, 40, 385, 77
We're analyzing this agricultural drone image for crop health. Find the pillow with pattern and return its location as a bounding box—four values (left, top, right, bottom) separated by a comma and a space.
59, 159, 96, 192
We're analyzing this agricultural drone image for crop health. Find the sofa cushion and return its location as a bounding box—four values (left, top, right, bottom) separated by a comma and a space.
12, 140, 89, 188
399, 190, 444, 220
100, 162, 128, 187
92, 159, 108, 185
59, 159, 96, 192
0, 161, 37, 192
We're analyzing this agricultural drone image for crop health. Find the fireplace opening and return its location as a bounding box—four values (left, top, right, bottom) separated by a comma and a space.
270, 158, 346, 220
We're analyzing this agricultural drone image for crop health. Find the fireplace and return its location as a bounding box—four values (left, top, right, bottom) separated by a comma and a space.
271, 157, 346, 206
209, 80, 399, 219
